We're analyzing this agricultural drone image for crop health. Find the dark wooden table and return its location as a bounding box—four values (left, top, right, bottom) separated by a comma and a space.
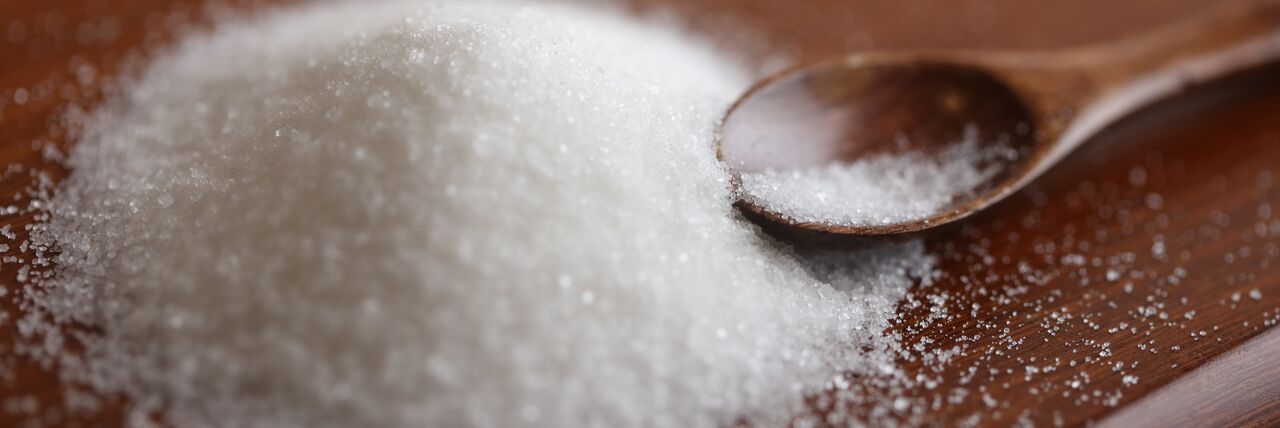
2, 0, 1277, 426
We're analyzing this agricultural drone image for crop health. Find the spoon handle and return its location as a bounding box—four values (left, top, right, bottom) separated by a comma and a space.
1087, 2, 1280, 91
1039, 2, 1280, 167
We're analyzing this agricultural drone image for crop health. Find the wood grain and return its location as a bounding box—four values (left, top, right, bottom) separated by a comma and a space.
1099, 327, 1280, 427
1, 0, 1278, 427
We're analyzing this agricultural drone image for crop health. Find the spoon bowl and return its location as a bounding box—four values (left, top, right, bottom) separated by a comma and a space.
719, 57, 1038, 235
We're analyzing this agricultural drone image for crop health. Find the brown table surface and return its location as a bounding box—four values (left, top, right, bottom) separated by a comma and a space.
1, 0, 1278, 427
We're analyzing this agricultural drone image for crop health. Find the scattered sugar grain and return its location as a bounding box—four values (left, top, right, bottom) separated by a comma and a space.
14, 1, 935, 427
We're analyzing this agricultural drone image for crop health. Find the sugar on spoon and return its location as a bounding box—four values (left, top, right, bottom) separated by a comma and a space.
717, 2, 1280, 239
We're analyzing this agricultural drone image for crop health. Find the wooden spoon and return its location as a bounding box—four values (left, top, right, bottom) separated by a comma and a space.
717, 2, 1280, 239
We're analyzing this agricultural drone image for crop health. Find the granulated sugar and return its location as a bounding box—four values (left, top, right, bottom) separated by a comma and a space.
10, 1, 935, 427
738, 129, 1014, 226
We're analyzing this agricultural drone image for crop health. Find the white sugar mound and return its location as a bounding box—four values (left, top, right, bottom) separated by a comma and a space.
19, 1, 933, 427
739, 129, 1014, 227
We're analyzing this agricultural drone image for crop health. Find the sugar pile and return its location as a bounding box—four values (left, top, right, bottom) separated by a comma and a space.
12, 0, 935, 427
738, 128, 1015, 226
